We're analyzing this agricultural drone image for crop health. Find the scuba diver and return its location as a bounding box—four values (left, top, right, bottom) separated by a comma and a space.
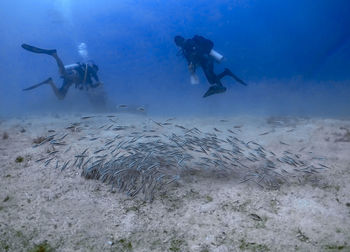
174, 35, 247, 97
21, 44, 103, 100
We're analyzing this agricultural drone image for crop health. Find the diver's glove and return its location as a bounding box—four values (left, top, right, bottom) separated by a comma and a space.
188, 62, 196, 73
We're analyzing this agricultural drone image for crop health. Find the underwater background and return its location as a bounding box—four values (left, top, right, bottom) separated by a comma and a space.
0, 0, 349, 117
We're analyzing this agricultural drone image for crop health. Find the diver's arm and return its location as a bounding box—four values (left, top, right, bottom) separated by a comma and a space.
90, 73, 103, 88
88, 71, 102, 87
91, 71, 100, 82
183, 40, 197, 69
188, 62, 196, 74
184, 53, 196, 73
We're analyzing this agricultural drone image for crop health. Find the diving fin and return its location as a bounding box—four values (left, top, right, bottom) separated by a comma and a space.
23, 78, 52, 91
203, 85, 227, 98
21, 44, 57, 55
225, 68, 247, 86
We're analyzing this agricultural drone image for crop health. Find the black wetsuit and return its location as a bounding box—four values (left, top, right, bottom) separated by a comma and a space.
181, 35, 225, 85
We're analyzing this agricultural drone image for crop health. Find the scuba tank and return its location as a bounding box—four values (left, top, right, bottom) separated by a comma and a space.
209, 49, 224, 63
64, 63, 79, 71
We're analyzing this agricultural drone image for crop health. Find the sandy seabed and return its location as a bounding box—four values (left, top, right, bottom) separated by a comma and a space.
0, 113, 349, 252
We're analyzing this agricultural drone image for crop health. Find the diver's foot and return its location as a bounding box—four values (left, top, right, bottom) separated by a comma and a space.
203, 85, 227, 98
22, 77, 53, 91
224, 68, 234, 77
21, 44, 57, 55
43, 77, 53, 85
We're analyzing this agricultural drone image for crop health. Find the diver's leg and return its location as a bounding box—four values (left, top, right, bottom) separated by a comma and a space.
217, 68, 231, 80
200, 58, 227, 97
201, 60, 228, 97
21, 44, 67, 77
222, 68, 247, 86
202, 74, 227, 97
201, 59, 218, 85
51, 52, 67, 76
47, 79, 71, 100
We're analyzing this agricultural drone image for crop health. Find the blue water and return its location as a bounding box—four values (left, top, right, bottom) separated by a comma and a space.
0, 0, 349, 117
